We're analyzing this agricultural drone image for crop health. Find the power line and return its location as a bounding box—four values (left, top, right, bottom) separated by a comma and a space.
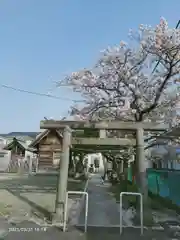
0, 84, 82, 102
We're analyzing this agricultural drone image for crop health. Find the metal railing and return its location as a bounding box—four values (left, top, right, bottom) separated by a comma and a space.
120, 192, 143, 235
63, 191, 89, 232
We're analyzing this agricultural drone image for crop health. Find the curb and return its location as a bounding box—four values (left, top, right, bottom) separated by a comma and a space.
68, 178, 89, 225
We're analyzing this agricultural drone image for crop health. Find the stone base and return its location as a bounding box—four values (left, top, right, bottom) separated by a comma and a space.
51, 212, 65, 227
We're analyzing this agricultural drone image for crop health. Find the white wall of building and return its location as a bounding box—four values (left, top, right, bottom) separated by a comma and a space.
25, 150, 35, 160
0, 150, 11, 172
86, 153, 104, 171
0, 137, 11, 171
150, 144, 180, 170
0, 137, 8, 148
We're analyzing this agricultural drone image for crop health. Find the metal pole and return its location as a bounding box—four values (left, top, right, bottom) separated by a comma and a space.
63, 192, 69, 232
120, 192, 143, 235
63, 191, 89, 232
120, 193, 123, 234
54, 126, 72, 223
84, 193, 89, 233
140, 194, 143, 235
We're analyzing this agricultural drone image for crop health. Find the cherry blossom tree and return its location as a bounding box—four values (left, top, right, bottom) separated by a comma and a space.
58, 18, 180, 126
57, 18, 180, 202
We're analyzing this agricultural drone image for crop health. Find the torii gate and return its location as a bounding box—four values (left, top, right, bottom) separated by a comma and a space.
40, 120, 168, 222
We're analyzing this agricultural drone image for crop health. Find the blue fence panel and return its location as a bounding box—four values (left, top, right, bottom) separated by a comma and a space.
158, 173, 169, 198
168, 171, 180, 206
147, 169, 180, 206
128, 167, 180, 206
147, 171, 159, 194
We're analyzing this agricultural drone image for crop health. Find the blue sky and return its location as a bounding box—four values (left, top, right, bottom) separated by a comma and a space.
0, 0, 179, 133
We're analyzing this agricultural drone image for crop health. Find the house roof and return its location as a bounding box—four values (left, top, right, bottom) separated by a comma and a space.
3, 138, 36, 152
5, 132, 39, 138
5, 135, 34, 142
29, 129, 63, 148
0, 132, 39, 138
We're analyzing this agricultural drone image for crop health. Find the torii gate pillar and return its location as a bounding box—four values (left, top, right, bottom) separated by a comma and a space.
99, 128, 108, 180
136, 128, 147, 195
54, 126, 71, 223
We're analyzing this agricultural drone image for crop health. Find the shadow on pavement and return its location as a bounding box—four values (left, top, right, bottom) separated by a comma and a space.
75, 225, 175, 239
7, 188, 53, 221
0, 175, 85, 223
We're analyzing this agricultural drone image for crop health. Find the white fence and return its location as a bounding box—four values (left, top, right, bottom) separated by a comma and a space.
0, 150, 38, 173
8, 157, 37, 173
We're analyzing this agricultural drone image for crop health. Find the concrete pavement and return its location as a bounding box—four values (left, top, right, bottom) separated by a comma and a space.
76, 173, 180, 239
0, 218, 179, 240
0, 219, 85, 240
0, 173, 180, 239
78, 174, 120, 226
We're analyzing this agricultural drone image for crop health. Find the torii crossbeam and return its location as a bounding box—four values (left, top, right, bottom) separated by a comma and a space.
40, 120, 168, 223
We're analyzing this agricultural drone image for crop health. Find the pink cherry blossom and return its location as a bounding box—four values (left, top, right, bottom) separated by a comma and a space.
57, 18, 180, 126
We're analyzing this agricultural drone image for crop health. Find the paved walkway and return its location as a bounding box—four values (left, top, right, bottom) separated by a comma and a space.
76, 173, 180, 239
78, 174, 119, 226
1, 220, 177, 240
0, 173, 180, 239
0, 219, 85, 240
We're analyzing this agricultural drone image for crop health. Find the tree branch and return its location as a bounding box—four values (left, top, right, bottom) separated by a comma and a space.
139, 65, 173, 120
